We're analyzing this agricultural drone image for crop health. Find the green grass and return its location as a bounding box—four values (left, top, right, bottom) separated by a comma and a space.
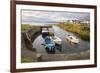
57, 22, 90, 41
21, 24, 33, 31
21, 24, 41, 34
21, 57, 35, 63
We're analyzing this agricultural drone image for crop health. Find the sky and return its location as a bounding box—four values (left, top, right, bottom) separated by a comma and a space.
21, 9, 90, 25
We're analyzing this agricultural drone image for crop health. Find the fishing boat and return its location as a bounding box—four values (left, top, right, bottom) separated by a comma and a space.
50, 36, 62, 45
66, 35, 79, 44
41, 26, 62, 45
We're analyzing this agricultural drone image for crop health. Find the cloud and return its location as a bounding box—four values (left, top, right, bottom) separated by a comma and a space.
22, 10, 90, 25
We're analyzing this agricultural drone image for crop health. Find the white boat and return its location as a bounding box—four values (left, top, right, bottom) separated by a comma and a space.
41, 26, 62, 45
66, 35, 79, 44
50, 36, 62, 45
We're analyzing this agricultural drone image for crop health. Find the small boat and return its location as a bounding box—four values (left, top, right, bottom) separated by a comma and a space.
66, 35, 79, 44
41, 36, 56, 53
50, 36, 62, 45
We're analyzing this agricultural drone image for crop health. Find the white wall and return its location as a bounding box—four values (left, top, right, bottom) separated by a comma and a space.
0, 0, 100, 73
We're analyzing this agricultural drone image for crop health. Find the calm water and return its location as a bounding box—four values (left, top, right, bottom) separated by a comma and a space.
32, 26, 90, 54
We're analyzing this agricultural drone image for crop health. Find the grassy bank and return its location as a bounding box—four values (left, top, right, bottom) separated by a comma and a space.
21, 57, 35, 63
56, 23, 90, 41
21, 24, 33, 31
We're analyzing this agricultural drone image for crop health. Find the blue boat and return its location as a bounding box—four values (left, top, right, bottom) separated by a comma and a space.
42, 36, 56, 54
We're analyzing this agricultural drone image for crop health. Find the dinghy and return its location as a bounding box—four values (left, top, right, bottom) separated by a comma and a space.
66, 35, 79, 44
